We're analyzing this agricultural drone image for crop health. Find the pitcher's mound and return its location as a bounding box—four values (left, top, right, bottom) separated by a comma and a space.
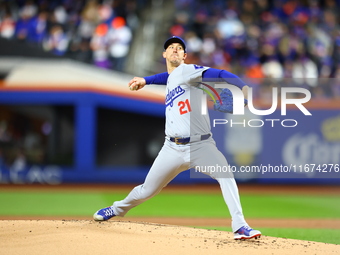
0, 220, 338, 255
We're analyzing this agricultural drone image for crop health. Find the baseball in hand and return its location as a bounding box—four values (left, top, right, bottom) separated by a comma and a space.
130, 85, 139, 91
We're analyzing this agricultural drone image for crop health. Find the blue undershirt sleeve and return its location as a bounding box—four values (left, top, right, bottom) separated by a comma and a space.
143, 72, 169, 85
202, 68, 246, 89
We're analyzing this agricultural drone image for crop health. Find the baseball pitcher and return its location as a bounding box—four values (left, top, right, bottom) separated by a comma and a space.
93, 36, 261, 240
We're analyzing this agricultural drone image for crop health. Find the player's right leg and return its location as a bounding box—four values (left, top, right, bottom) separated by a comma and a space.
94, 140, 189, 221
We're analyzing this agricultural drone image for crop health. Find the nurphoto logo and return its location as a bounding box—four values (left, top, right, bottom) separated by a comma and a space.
199, 83, 312, 128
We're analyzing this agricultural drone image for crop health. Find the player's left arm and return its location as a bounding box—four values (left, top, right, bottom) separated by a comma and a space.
203, 68, 247, 89
203, 68, 249, 101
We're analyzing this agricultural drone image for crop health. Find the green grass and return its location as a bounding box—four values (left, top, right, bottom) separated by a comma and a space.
128, 193, 340, 218
0, 190, 339, 245
0, 191, 339, 219
240, 195, 340, 218
0, 191, 105, 216
200, 226, 340, 245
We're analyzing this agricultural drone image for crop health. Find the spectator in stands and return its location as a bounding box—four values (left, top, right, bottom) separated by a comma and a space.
90, 23, 111, 69
291, 52, 319, 88
108, 16, 132, 72
27, 10, 48, 44
43, 25, 69, 56
0, 12, 15, 39
168, 0, 340, 99
184, 31, 202, 54
78, 0, 99, 42
216, 10, 245, 41
14, 3, 35, 42
3, 0, 340, 93
0, 0, 140, 73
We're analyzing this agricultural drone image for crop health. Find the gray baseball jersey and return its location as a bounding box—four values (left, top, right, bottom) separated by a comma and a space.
165, 63, 210, 137
111, 63, 249, 233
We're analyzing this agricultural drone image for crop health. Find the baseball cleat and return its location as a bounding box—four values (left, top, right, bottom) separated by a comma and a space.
93, 206, 116, 221
234, 226, 261, 240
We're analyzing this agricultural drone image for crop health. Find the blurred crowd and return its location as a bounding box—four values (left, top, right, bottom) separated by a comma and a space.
170, 0, 340, 99
0, 0, 143, 71
1, 0, 340, 99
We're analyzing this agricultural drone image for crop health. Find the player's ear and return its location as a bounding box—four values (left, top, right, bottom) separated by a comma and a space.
163, 51, 166, 59
183, 53, 187, 60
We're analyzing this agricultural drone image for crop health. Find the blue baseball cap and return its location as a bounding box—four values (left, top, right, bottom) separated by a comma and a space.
164, 36, 186, 52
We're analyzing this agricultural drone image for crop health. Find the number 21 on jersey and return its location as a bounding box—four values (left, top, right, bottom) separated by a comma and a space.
178, 99, 191, 115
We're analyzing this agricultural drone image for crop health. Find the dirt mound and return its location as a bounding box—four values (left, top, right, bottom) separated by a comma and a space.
0, 220, 339, 255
